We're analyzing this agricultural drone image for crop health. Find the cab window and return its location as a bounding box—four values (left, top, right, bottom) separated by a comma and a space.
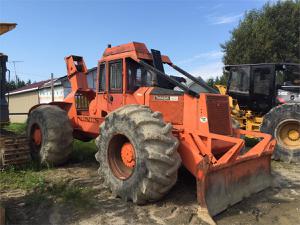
228, 66, 250, 94
109, 61, 122, 91
253, 67, 272, 95
127, 58, 153, 92
276, 65, 300, 86
98, 64, 106, 92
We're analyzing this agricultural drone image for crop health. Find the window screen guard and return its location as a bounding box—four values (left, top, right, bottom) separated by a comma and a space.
99, 64, 106, 92
109, 61, 122, 91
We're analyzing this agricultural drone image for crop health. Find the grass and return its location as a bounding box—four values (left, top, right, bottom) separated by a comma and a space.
3, 122, 97, 162
24, 182, 96, 208
1, 123, 98, 208
0, 165, 96, 209
0, 137, 97, 191
2, 123, 27, 135
0, 166, 46, 190
70, 139, 98, 163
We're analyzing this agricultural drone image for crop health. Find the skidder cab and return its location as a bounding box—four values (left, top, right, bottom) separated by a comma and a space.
27, 42, 276, 220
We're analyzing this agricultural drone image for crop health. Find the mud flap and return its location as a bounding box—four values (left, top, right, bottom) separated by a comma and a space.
197, 155, 272, 217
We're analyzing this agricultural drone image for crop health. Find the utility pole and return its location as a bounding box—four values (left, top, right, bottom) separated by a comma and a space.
51, 73, 54, 102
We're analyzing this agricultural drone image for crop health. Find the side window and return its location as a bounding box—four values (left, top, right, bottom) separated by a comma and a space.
127, 59, 138, 92
229, 66, 250, 94
99, 64, 106, 92
275, 70, 285, 86
253, 67, 272, 95
109, 61, 122, 91
126, 58, 153, 92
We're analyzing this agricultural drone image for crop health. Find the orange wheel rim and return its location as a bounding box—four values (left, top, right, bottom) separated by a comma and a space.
108, 134, 136, 180
121, 142, 136, 168
33, 127, 42, 146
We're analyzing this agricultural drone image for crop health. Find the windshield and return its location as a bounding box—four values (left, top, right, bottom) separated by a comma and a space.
228, 66, 250, 94
276, 65, 300, 86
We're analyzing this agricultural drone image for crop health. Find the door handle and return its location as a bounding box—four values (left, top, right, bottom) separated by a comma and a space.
109, 95, 114, 102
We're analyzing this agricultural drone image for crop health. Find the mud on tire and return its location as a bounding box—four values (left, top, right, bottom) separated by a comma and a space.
95, 105, 181, 204
27, 105, 73, 166
261, 103, 300, 162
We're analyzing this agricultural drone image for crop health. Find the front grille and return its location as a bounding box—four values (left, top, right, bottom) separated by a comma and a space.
75, 93, 89, 110
206, 95, 232, 135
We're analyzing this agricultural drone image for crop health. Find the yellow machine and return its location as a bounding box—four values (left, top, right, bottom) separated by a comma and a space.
215, 64, 300, 163
215, 85, 263, 132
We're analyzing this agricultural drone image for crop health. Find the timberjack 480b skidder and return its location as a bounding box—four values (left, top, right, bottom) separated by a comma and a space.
26, 42, 276, 220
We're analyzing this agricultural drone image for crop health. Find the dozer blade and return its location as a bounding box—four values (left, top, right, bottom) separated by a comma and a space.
179, 128, 276, 222
197, 154, 272, 217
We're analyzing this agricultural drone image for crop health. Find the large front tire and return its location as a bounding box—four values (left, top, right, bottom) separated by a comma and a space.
95, 105, 181, 204
27, 105, 73, 166
261, 103, 300, 162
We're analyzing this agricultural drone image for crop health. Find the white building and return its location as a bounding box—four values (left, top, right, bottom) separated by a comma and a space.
39, 67, 97, 103
7, 67, 97, 122
38, 77, 71, 103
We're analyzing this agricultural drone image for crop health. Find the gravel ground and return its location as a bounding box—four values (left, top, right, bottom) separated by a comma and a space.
1, 161, 300, 225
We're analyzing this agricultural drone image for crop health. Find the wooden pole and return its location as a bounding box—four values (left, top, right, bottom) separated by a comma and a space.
51, 73, 54, 102
0, 206, 5, 225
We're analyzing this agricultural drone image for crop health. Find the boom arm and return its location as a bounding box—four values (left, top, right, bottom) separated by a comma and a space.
169, 63, 219, 94
65, 55, 89, 91
137, 59, 200, 98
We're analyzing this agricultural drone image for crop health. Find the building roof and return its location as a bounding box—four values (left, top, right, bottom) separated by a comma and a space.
88, 67, 97, 72
0, 23, 17, 36
7, 79, 51, 95
42, 76, 66, 88
7, 67, 97, 96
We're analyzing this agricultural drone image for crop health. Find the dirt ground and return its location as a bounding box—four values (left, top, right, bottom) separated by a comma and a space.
1, 161, 300, 225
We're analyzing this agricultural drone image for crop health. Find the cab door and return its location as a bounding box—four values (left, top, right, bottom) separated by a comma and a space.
250, 65, 275, 113
227, 65, 251, 108
107, 60, 124, 112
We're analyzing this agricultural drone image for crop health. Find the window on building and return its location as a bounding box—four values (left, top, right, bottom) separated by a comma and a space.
109, 61, 122, 91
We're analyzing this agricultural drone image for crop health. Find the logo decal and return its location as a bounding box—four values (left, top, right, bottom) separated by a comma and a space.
154, 96, 178, 101
200, 117, 208, 123
170, 96, 179, 101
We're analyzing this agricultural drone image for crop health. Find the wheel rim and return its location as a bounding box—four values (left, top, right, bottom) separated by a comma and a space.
275, 119, 300, 150
121, 142, 136, 168
31, 124, 42, 149
108, 134, 136, 180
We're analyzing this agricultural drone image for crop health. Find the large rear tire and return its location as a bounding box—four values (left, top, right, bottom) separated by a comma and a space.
27, 105, 73, 166
261, 103, 300, 162
95, 105, 181, 204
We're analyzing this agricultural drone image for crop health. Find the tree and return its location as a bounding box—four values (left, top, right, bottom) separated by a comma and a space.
5, 75, 33, 93
206, 73, 229, 89
221, 0, 300, 65
207, 0, 300, 87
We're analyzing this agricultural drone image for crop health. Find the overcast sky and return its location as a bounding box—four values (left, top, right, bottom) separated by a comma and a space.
0, 0, 272, 82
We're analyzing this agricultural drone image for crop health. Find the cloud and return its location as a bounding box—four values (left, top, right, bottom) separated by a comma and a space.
178, 50, 223, 65
190, 61, 224, 80
209, 13, 243, 25
172, 50, 224, 81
